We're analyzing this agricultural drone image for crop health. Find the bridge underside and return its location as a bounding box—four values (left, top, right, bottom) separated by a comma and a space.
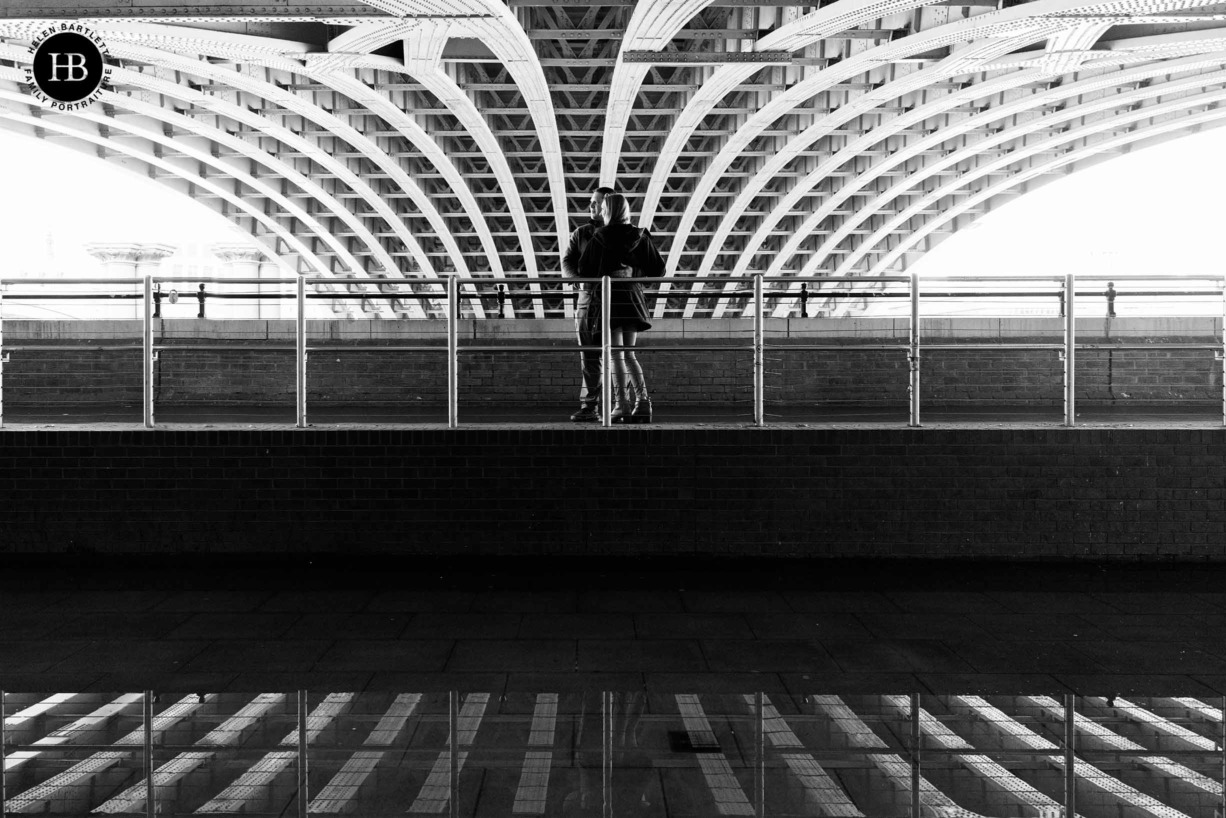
3, 0, 1226, 320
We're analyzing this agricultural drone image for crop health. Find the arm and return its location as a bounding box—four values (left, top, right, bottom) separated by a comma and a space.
561, 227, 584, 278
635, 231, 666, 279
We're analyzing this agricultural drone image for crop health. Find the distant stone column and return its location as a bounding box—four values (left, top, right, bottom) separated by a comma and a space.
212, 244, 267, 318
85, 242, 145, 319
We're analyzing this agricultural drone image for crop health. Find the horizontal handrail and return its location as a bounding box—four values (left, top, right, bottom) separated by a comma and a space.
2, 271, 1224, 430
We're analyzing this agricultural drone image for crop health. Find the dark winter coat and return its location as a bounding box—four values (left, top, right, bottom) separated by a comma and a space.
576, 224, 665, 332
561, 221, 599, 318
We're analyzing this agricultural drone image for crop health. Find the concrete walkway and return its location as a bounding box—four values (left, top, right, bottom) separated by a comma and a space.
2, 560, 1223, 696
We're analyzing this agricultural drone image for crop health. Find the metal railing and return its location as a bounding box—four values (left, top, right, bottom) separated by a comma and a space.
0, 272, 1223, 428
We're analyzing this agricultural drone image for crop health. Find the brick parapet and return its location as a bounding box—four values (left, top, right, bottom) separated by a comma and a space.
0, 427, 1221, 559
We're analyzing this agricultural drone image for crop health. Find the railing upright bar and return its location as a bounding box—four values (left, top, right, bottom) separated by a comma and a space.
449, 690, 460, 818
296, 276, 307, 428
144, 690, 155, 818
447, 276, 459, 429
1064, 273, 1076, 427
0, 277, 5, 428
2, 689, 7, 814
602, 691, 613, 818
754, 691, 765, 818
143, 274, 154, 428
1064, 694, 1076, 818
909, 272, 921, 428
601, 276, 612, 427
754, 274, 764, 426
910, 692, 921, 818
298, 690, 309, 818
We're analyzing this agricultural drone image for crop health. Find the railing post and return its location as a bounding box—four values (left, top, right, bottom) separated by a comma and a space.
2, 689, 7, 813
601, 276, 612, 427
0, 277, 5, 428
296, 276, 307, 428
909, 272, 921, 428
298, 690, 309, 818
754, 691, 765, 818
1064, 694, 1076, 818
1064, 273, 1076, 427
144, 690, 155, 818
602, 691, 613, 818
143, 274, 155, 428
910, 692, 921, 818
450, 691, 460, 818
754, 274, 764, 426
447, 276, 459, 429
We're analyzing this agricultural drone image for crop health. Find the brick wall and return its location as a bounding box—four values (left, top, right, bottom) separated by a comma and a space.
1, 318, 1221, 409
0, 427, 1221, 559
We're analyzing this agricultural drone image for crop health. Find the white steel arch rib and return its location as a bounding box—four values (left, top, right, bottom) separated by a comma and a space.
864, 103, 1226, 283
0, 54, 401, 318
687, 35, 1035, 318
765, 31, 1226, 281
319, 19, 547, 315
600, 0, 716, 188
760, 47, 1226, 315
359, 0, 569, 252
662, 0, 1221, 313
0, 79, 339, 286
326, 19, 530, 274
638, 0, 961, 229
836, 70, 1226, 278
90, 29, 476, 278
703, 20, 1114, 314
644, 0, 1023, 316
4, 2, 1226, 320
101, 46, 449, 316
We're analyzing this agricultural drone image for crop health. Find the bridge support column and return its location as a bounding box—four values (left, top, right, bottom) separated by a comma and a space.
86, 242, 175, 319
212, 244, 270, 319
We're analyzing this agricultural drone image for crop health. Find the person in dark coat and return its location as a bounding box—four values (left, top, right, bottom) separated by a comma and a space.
576, 192, 665, 423
561, 185, 615, 422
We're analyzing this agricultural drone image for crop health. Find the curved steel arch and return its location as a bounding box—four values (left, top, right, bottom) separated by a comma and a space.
600, 0, 716, 188
661, 0, 1215, 308
686, 35, 1030, 318
787, 38, 1226, 275
760, 50, 1226, 314
0, 86, 339, 288
3, 0, 1226, 322
93, 31, 478, 279
841, 85, 1226, 278
861, 104, 1226, 287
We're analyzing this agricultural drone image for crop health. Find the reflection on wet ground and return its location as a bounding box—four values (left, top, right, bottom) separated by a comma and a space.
3, 690, 1224, 816
3, 560, 1226, 815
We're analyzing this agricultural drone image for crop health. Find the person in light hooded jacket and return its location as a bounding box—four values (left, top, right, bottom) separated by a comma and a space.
576, 192, 665, 423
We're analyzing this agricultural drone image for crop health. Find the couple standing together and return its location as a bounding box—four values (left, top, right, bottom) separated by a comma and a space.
561, 187, 666, 423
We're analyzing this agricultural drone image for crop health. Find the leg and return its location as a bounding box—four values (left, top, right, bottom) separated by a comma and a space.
610, 328, 631, 422
622, 331, 653, 423
571, 316, 601, 421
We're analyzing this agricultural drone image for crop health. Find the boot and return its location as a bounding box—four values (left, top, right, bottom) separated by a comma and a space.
570, 404, 599, 422
610, 371, 632, 424
628, 372, 652, 424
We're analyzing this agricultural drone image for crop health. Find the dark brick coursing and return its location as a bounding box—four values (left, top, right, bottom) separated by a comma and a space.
0, 428, 1221, 559
2, 328, 1221, 409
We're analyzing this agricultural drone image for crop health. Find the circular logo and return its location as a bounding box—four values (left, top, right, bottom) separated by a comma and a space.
24, 24, 112, 110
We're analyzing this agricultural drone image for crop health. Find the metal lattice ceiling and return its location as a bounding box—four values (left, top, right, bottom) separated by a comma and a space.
2, 0, 1226, 319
